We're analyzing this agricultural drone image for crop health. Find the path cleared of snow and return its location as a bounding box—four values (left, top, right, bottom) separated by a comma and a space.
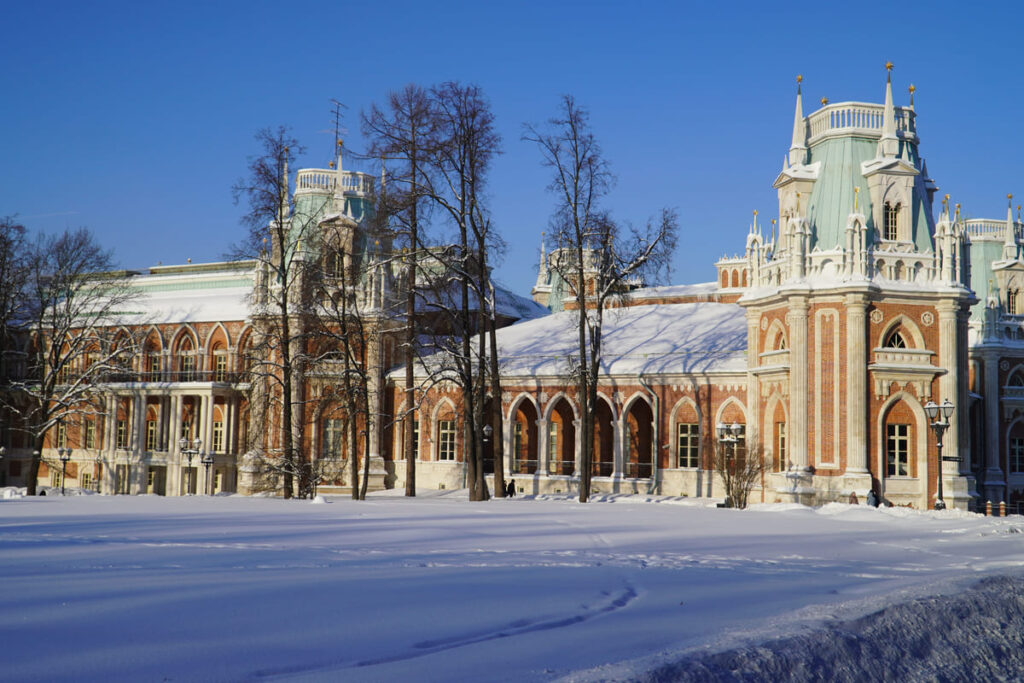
1, 490, 1022, 681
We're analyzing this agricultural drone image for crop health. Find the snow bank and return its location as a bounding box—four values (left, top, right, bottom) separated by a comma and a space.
600, 575, 1024, 682
2, 494, 1023, 681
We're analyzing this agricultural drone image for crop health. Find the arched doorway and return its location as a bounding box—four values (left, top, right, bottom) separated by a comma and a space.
594, 398, 614, 477
547, 397, 575, 476
624, 398, 653, 478
511, 399, 539, 475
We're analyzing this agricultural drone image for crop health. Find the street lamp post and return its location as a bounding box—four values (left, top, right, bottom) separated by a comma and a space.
201, 451, 215, 496
57, 447, 72, 495
482, 424, 493, 493
716, 421, 742, 507
178, 437, 202, 495
924, 398, 957, 511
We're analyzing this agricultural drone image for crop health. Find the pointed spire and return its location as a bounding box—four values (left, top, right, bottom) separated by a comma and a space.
279, 146, 290, 219
788, 75, 807, 166
535, 231, 549, 288
908, 84, 916, 110
878, 62, 899, 157
1005, 193, 1017, 257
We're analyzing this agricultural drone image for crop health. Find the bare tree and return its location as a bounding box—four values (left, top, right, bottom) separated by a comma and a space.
4, 228, 140, 495
713, 439, 767, 510
0, 218, 29, 379
363, 85, 437, 497
310, 211, 391, 500
525, 96, 678, 502
420, 82, 502, 502
232, 127, 320, 499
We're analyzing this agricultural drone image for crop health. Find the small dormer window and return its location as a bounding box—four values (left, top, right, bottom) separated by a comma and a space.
884, 202, 901, 241
884, 330, 907, 349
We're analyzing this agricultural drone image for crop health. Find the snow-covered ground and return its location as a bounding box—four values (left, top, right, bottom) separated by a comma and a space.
2, 490, 1023, 681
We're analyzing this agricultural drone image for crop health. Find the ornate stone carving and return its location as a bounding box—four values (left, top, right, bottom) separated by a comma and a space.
921, 311, 934, 327
870, 309, 884, 324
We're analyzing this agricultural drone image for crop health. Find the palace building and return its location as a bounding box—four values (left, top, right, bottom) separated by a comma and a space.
7, 71, 1023, 510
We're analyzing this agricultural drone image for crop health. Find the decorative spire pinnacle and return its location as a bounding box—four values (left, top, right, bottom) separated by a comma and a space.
771, 219, 776, 244
820, 97, 829, 106
878, 62, 899, 157
942, 193, 950, 218
854, 186, 859, 212
752, 209, 758, 235
908, 83, 915, 110
280, 146, 290, 218
336, 139, 344, 173
788, 75, 807, 166
955, 203, 961, 222
1005, 194, 1017, 254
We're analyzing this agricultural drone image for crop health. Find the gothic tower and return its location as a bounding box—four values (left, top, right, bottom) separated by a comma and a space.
740, 66, 976, 509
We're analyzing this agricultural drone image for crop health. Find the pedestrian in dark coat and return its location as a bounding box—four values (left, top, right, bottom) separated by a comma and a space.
506, 479, 516, 497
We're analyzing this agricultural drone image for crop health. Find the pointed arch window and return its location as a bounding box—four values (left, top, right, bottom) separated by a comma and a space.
884, 329, 907, 349
884, 202, 901, 241
1008, 288, 1020, 315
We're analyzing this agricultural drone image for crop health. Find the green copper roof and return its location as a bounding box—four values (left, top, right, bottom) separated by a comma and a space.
969, 238, 1003, 321
804, 136, 932, 254
806, 136, 876, 251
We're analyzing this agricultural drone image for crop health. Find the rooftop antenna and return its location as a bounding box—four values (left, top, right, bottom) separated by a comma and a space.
326, 99, 349, 166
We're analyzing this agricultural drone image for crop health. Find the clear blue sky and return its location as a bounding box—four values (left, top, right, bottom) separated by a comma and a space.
3, 1, 1021, 298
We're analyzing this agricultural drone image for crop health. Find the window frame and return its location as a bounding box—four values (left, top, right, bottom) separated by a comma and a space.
438, 420, 456, 461
676, 422, 700, 469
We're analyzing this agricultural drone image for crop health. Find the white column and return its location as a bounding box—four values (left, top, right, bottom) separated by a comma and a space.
845, 293, 869, 472
787, 295, 810, 470
535, 417, 548, 476
982, 349, 1006, 503
133, 395, 145, 452
573, 418, 582, 477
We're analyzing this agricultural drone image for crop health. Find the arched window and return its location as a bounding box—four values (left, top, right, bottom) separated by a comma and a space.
1009, 372, 1024, 387
1009, 288, 1020, 315
884, 202, 901, 241
884, 330, 907, 349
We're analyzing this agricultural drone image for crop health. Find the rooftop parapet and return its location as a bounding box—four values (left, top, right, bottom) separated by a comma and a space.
295, 168, 375, 197
964, 219, 1022, 242
806, 102, 916, 146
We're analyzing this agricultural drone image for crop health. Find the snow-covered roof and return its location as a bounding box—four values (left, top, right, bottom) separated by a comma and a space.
488, 301, 748, 378
415, 281, 549, 322
117, 263, 253, 325
625, 282, 720, 301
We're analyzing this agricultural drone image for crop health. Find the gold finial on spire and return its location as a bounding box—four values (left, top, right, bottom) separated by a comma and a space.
942, 193, 949, 214
908, 84, 915, 107
885, 61, 894, 83
955, 203, 961, 221
854, 186, 859, 212
338, 140, 343, 147
328, 160, 335, 168
796, 74, 802, 84
885, 61, 894, 71
753, 209, 758, 216
1009, 193, 1014, 205
820, 97, 829, 106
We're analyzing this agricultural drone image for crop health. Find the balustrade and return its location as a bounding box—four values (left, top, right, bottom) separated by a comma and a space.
295, 169, 375, 195
806, 102, 915, 146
